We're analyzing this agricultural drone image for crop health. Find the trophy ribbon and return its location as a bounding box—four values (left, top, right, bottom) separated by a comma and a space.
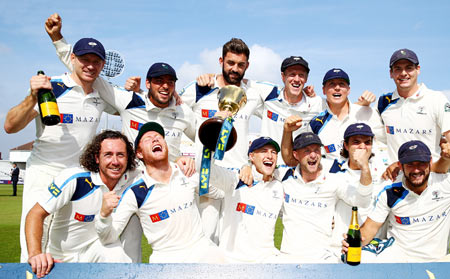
213, 116, 234, 160
199, 147, 212, 196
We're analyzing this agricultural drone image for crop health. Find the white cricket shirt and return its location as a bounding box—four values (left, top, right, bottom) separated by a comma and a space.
308, 102, 385, 161
210, 163, 283, 262
29, 73, 114, 173
377, 83, 450, 163
180, 76, 274, 168
38, 167, 112, 261
260, 88, 325, 166
280, 165, 373, 262
369, 173, 450, 262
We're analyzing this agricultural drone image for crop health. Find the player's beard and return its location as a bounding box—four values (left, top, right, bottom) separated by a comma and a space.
222, 67, 244, 86
404, 170, 430, 189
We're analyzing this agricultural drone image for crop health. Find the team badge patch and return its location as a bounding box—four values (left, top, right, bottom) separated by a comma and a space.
267, 110, 279, 121
130, 120, 143, 130
236, 202, 255, 215
60, 113, 73, 124
324, 144, 336, 153
201, 109, 217, 118
445, 103, 450, 112
386, 126, 395, 134
150, 210, 170, 223
74, 212, 95, 222
48, 182, 61, 197
284, 193, 290, 203
395, 215, 410, 225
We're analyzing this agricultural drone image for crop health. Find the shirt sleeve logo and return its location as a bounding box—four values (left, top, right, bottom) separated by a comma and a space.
48, 182, 62, 197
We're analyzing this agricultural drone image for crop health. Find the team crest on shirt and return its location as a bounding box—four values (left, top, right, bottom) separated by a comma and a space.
445, 103, 450, 112
432, 191, 443, 202
92, 97, 101, 106
416, 106, 427, 115
172, 112, 178, 119
272, 190, 280, 199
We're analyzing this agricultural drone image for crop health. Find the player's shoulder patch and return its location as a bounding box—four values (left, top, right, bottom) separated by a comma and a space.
130, 179, 154, 208
329, 159, 347, 173
281, 168, 295, 182
384, 182, 408, 208
309, 109, 332, 134
377, 92, 399, 114
51, 79, 71, 98
125, 92, 146, 110
195, 84, 217, 103
71, 176, 99, 201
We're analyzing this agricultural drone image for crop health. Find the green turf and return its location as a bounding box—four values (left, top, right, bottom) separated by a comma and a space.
0, 184, 284, 263
0, 184, 23, 262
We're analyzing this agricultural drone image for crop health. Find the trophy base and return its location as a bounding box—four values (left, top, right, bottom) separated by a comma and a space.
198, 117, 237, 151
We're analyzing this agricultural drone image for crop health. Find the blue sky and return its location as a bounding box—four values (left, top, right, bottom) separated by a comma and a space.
1, 0, 449, 159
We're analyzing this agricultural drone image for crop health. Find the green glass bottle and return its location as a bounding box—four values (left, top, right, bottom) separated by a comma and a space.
346, 206, 361, 266
37, 71, 60, 126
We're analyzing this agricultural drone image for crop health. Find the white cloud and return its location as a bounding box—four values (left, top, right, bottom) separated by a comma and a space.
176, 44, 283, 90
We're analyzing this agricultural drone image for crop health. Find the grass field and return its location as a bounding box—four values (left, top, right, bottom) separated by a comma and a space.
0, 184, 283, 263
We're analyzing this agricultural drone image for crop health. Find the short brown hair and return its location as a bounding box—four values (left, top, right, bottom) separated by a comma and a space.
222, 38, 250, 60
80, 130, 136, 173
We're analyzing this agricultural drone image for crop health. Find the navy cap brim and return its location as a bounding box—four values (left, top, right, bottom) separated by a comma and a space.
74, 49, 105, 61
399, 154, 431, 164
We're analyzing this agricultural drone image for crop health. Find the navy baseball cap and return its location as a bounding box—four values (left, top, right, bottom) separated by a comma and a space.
293, 132, 323, 150
146, 63, 178, 80
389, 49, 419, 68
134, 122, 165, 149
322, 68, 350, 85
248, 137, 280, 155
281, 56, 310, 73
344, 123, 374, 139
398, 140, 431, 164
73, 38, 106, 60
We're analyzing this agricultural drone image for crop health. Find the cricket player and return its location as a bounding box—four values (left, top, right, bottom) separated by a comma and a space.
5, 35, 115, 262
343, 140, 450, 262
377, 48, 450, 164
179, 38, 275, 243
96, 122, 225, 263
25, 130, 134, 278
281, 68, 385, 165
279, 128, 373, 263
45, 13, 196, 262
209, 136, 283, 262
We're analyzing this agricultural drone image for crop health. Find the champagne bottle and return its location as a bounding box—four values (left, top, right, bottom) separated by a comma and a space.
346, 206, 361, 266
36, 70, 60, 126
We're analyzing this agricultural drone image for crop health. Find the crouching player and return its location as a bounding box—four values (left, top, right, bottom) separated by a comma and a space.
95, 122, 225, 263
25, 131, 134, 278
209, 137, 283, 262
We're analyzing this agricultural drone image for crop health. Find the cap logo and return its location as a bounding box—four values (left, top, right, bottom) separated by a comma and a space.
293, 57, 300, 60
88, 42, 97, 47
306, 135, 313, 138
162, 64, 168, 69
333, 69, 341, 73
409, 145, 417, 150
356, 125, 363, 129
263, 137, 270, 140
400, 50, 406, 55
